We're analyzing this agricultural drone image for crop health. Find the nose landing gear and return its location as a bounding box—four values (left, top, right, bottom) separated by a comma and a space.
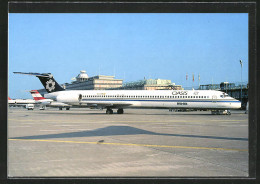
211, 110, 231, 115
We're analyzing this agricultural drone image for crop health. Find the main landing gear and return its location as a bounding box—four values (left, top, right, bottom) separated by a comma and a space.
106, 108, 113, 114
117, 108, 124, 114
59, 107, 70, 110
106, 108, 124, 114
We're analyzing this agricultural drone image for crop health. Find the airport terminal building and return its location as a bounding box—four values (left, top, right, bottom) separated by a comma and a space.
117, 78, 183, 90
62, 70, 123, 90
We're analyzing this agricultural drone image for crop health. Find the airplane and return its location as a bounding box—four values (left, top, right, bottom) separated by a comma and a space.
30, 90, 71, 110
8, 97, 35, 105
8, 97, 35, 109
14, 72, 241, 115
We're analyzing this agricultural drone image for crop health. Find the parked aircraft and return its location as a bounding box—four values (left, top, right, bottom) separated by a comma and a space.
8, 97, 35, 105
8, 97, 35, 109
30, 90, 71, 110
14, 72, 241, 114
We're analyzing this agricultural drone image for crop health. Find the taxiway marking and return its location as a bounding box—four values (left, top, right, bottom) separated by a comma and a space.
8, 119, 246, 123
9, 138, 248, 152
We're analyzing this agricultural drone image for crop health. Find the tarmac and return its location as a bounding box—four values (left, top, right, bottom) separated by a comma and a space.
8, 107, 248, 177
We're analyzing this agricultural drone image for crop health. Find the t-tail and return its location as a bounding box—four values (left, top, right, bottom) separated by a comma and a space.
13, 72, 65, 93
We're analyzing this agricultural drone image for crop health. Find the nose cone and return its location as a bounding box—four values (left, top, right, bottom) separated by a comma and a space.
235, 101, 241, 109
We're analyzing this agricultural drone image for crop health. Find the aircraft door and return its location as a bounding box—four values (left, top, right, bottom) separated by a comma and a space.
78, 94, 82, 101
212, 95, 217, 103
78, 94, 83, 105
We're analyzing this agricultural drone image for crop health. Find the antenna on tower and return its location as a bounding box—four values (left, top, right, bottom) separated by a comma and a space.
113, 65, 116, 77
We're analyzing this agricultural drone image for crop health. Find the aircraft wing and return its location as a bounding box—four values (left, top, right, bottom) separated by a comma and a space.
80, 100, 133, 108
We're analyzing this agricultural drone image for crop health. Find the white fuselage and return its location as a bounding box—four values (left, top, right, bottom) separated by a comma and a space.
44, 90, 241, 110
8, 99, 35, 105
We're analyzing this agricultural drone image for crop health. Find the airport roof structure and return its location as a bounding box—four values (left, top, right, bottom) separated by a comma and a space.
123, 79, 174, 87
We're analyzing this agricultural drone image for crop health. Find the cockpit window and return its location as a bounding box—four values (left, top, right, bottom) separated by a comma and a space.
222, 93, 229, 98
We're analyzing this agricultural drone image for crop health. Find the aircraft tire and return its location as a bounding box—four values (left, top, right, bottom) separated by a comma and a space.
117, 108, 124, 114
106, 108, 113, 114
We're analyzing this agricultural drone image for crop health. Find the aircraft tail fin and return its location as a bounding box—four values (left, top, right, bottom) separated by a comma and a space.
30, 90, 46, 101
14, 72, 65, 93
8, 97, 12, 100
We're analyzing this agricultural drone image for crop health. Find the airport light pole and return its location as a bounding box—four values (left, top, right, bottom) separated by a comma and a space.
240, 60, 243, 102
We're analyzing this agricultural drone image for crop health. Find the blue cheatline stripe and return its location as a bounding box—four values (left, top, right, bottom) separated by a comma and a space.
81, 99, 240, 103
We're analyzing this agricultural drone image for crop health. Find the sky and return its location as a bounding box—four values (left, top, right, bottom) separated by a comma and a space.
8, 13, 248, 99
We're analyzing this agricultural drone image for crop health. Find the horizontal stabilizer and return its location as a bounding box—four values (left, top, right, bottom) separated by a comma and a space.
13, 72, 64, 93
13, 72, 53, 78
